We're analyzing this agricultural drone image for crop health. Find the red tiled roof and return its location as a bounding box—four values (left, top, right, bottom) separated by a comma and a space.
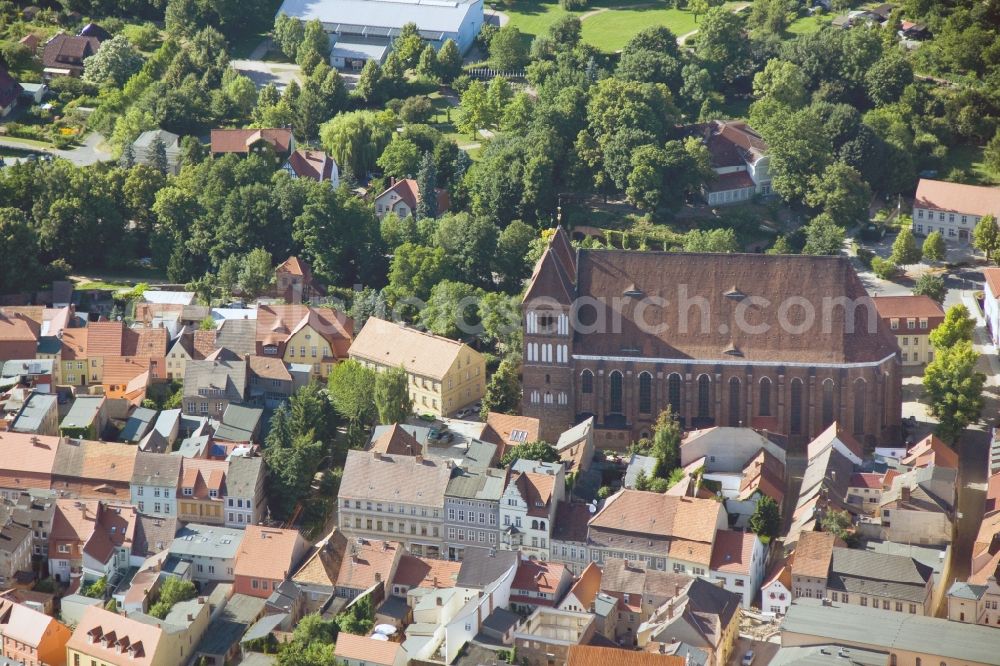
902, 434, 958, 470
792, 531, 836, 579
848, 472, 883, 489
915, 179, 1000, 218
709, 170, 756, 193
277, 256, 308, 277
871, 295, 946, 320
393, 554, 461, 589
985, 268, 1000, 300
235, 526, 304, 581
375, 178, 450, 215
513, 559, 566, 595
287, 149, 335, 181
210, 128, 293, 154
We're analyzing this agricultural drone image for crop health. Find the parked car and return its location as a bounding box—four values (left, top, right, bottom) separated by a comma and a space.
742, 650, 755, 666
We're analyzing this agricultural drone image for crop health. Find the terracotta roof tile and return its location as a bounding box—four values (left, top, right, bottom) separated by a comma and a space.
568, 645, 685, 666
985, 268, 1000, 300
792, 531, 836, 579
393, 554, 461, 589
256, 304, 353, 359
370, 424, 421, 456
292, 530, 348, 587
709, 530, 755, 574
848, 472, 883, 489
210, 128, 293, 154
235, 525, 304, 581
333, 632, 401, 665
566, 562, 602, 608
66, 606, 164, 666
336, 539, 401, 592
85, 321, 125, 356
513, 559, 566, 594
348, 316, 470, 380
871, 295, 946, 320
60, 327, 88, 359
915, 178, 1000, 218
902, 434, 958, 470
286, 150, 335, 181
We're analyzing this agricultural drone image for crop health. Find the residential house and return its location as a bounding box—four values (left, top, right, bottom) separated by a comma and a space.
877, 465, 956, 546
480, 412, 541, 460
789, 531, 837, 601
66, 604, 208, 666
255, 304, 353, 379
0, 67, 22, 117
130, 453, 182, 520
51, 439, 138, 501
132, 514, 177, 566
58, 396, 108, 439
233, 525, 307, 599
191, 592, 266, 666
9, 489, 56, 557
826, 547, 933, 615
901, 433, 958, 470
455, 545, 518, 591
761, 557, 791, 615
946, 579, 1000, 626
182, 356, 248, 420
333, 537, 404, 600
349, 316, 485, 417
209, 128, 294, 159
247, 356, 294, 408
682, 120, 772, 205
911, 178, 1000, 243
224, 456, 265, 528
780, 597, 999, 666
554, 416, 595, 475
559, 562, 603, 614
708, 530, 765, 609
679, 427, 787, 529
1, 358, 54, 393
985, 267, 1000, 349
512, 607, 597, 666
500, 460, 564, 560
177, 458, 228, 525
391, 553, 461, 595
846, 471, 892, 516
55, 327, 87, 387
121, 407, 156, 444
167, 523, 244, 584
373, 178, 450, 220
551, 501, 592, 574
338, 450, 451, 558
872, 295, 945, 366
283, 149, 339, 187
9, 392, 59, 435
61, 322, 166, 392
637, 578, 742, 666
47, 499, 136, 588
509, 559, 572, 613
0, 310, 39, 360
0, 520, 31, 588
334, 632, 406, 666
291, 529, 348, 613
0, 597, 71, 666
274, 256, 325, 304
598, 559, 694, 645
588, 490, 726, 577
132, 129, 181, 175
165, 328, 218, 381
786, 423, 862, 547
0, 432, 60, 499
41, 33, 100, 77
212, 404, 263, 444
443, 465, 504, 561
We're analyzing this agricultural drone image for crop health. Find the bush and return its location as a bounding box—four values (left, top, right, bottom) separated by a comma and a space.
451, 74, 472, 94
856, 247, 875, 268
559, 0, 588, 8
121, 23, 161, 51
871, 256, 899, 280
400, 96, 434, 124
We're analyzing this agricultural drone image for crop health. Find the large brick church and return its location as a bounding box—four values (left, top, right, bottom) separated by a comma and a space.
521, 229, 902, 451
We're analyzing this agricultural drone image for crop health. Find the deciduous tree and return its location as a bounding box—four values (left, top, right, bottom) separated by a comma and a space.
374, 366, 411, 424
973, 215, 1000, 261
929, 304, 975, 349
924, 341, 985, 443
890, 227, 922, 265
489, 26, 529, 71
84, 35, 143, 87
749, 495, 781, 541
913, 273, 946, 303
801, 213, 845, 255
921, 231, 946, 263
481, 357, 521, 419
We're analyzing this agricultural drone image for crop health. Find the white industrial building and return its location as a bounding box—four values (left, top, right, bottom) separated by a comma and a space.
276, 0, 484, 69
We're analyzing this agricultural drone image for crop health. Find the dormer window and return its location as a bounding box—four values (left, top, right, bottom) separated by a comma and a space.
183, 488, 193, 496
209, 490, 218, 498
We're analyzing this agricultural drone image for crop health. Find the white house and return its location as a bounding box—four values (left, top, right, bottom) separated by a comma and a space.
283, 149, 339, 187
912, 178, 1000, 244
708, 530, 767, 609
499, 460, 563, 561
132, 129, 182, 175
130, 453, 181, 520
985, 268, 1000, 349
761, 559, 791, 615
684, 120, 772, 206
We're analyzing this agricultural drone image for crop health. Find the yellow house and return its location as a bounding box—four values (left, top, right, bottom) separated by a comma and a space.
66, 603, 209, 666
348, 317, 486, 417
255, 304, 353, 379
872, 295, 945, 367
177, 459, 228, 525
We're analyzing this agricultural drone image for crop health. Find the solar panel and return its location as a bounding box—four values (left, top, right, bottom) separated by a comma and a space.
510, 429, 528, 443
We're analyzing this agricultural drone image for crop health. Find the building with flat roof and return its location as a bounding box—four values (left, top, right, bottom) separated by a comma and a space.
167, 524, 245, 584
9, 392, 58, 435
781, 597, 999, 666
59, 395, 108, 439
276, 0, 484, 69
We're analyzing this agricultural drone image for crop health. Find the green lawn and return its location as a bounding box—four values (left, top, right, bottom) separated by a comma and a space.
942, 144, 1000, 186
504, 1, 738, 53
785, 13, 831, 36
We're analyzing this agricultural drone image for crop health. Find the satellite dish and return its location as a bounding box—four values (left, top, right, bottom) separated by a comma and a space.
370, 633, 389, 641
587, 502, 597, 514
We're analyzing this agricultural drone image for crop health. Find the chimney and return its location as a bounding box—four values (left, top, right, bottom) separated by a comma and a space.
901, 485, 911, 503
198, 597, 206, 604
372, 449, 381, 460
415, 454, 423, 464
375, 572, 382, 583
187, 613, 194, 622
